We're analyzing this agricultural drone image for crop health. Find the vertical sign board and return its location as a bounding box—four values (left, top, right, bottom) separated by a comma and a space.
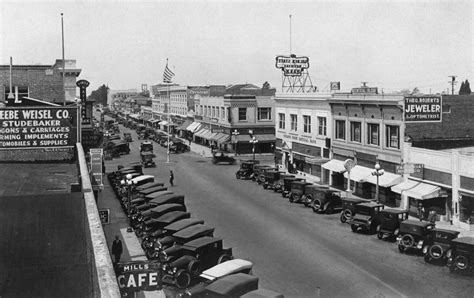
404, 96, 442, 122
0, 107, 78, 150
98, 209, 110, 224
89, 148, 103, 189
76, 80, 91, 125
116, 261, 162, 295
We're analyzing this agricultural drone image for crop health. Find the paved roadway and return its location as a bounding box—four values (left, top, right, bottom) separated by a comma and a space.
103, 122, 474, 298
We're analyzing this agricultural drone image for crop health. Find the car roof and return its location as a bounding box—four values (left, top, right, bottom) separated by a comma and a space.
204, 273, 259, 296
200, 259, 253, 281
172, 224, 214, 239
136, 182, 164, 190
149, 194, 184, 205
164, 218, 205, 232
401, 220, 435, 227
452, 237, 474, 245
183, 236, 221, 249
138, 186, 167, 195
305, 184, 329, 189
145, 190, 174, 199
155, 211, 191, 223
292, 181, 311, 185
131, 175, 154, 184
149, 203, 184, 213
433, 228, 460, 236
382, 208, 407, 214
357, 202, 384, 208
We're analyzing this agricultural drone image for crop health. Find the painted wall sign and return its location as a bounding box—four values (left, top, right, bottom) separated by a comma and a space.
116, 261, 162, 294
404, 96, 442, 122
0, 107, 78, 149
275, 55, 310, 77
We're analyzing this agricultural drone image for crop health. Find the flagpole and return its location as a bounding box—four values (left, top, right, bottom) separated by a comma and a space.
61, 13, 66, 106
167, 81, 170, 163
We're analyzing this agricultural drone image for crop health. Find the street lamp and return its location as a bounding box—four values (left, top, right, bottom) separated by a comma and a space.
120, 173, 134, 208
372, 161, 385, 203
249, 135, 258, 162
232, 129, 239, 155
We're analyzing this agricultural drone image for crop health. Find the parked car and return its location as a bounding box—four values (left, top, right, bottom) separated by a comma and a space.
281, 177, 305, 198
140, 151, 156, 168
110, 141, 130, 157
192, 273, 258, 297
288, 181, 312, 203
140, 211, 191, 246
423, 228, 460, 264
349, 202, 385, 234
397, 220, 435, 253
262, 170, 284, 190
235, 160, 260, 180
447, 236, 474, 274
256, 167, 278, 185
339, 197, 369, 223
170, 139, 190, 153
124, 132, 132, 142
140, 141, 154, 153
308, 187, 343, 214
376, 208, 409, 240
212, 151, 236, 165
252, 165, 275, 183
135, 182, 165, 192
272, 174, 295, 193
181, 259, 253, 297
160, 237, 233, 289
134, 195, 185, 217
136, 203, 187, 230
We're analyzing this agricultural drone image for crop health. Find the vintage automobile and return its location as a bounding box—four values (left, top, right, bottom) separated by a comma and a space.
170, 138, 190, 153
308, 187, 342, 214
129, 188, 171, 208
447, 236, 474, 274
134, 195, 185, 216
422, 228, 460, 264
349, 202, 385, 234
375, 208, 409, 240
179, 259, 253, 297
288, 181, 313, 203
160, 237, 233, 289
190, 273, 258, 297
253, 165, 276, 184
135, 182, 164, 192
124, 132, 132, 142
140, 151, 156, 168
212, 151, 236, 165
281, 177, 305, 198
151, 224, 214, 258
110, 141, 131, 157
142, 218, 205, 251
117, 161, 143, 173
300, 184, 329, 207
241, 288, 284, 298
272, 174, 295, 193
140, 141, 154, 154
136, 203, 187, 230
130, 175, 155, 187
339, 197, 369, 223
235, 160, 260, 180
140, 211, 191, 245
397, 220, 435, 253
262, 170, 284, 190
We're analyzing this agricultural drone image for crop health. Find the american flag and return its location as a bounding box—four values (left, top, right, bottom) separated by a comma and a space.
163, 60, 175, 83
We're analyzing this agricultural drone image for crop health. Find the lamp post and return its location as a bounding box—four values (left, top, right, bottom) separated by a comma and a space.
372, 161, 385, 203
120, 173, 134, 208
248, 130, 258, 162
232, 129, 239, 155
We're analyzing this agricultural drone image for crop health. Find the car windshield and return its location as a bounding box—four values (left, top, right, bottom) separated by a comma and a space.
357, 206, 373, 215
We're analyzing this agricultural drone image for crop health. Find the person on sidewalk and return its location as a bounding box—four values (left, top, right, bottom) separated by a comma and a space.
111, 235, 123, 265
169, 170, 174, 186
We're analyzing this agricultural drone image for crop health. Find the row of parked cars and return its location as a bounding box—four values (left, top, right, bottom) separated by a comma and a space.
107, 162, 284, 297
134, 124, 191, 153
235, 160, 474, 275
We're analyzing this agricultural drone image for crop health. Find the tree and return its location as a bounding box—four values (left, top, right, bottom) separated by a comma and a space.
88, 84, 109, 105
262, 81, 270, 89
459, 81, 466, 94
460, 79, 471, 95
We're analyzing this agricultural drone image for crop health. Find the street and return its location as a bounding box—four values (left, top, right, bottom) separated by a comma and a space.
103, 123, 474, 298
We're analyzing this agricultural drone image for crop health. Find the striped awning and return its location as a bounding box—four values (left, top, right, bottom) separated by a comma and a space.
321, 159, 346, 173
391, 180, 443, 200
186, 122, 202, 133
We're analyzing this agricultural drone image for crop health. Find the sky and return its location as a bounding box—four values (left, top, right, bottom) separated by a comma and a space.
1, 0, 472, 94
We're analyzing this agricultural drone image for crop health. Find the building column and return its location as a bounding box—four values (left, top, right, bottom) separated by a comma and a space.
401, 140, 412, 210
451, 150, 460, 227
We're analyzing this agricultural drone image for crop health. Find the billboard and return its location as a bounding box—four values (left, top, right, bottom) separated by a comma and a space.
0, 107, 78, 149
404, 96, 442, 122
275, 55, 310, 76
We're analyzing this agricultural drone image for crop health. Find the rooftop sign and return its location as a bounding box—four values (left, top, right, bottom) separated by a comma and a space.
404, 96, 442, 122
275, 55, 310, 77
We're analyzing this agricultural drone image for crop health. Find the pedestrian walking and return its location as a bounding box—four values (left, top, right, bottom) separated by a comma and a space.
111, 235, 123, 265
169, 170, 174, 186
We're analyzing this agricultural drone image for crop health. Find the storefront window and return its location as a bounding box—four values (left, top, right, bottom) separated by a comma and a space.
460, 194, 474, 224
350, 121, 361, 143
335, 120, 345, 140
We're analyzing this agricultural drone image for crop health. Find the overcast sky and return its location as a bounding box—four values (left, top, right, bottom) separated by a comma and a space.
1, 0, 472, 94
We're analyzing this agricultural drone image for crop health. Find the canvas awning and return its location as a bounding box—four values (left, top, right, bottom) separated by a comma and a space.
363, 171, 403, 187
159, 121, 169, 126
237, 134, 276, 143
343, 165, 374, 182
217, 134, 230, 143
177, 120, 193, 131
391, 180, 442, 200
321, 159, 346, 173
194, 128, 210, 138
186, 122, 202, 133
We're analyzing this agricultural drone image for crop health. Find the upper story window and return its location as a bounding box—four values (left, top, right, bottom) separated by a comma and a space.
303, 115, 311, 134
317, 117, 327, 136
257, 107, 272, 120
278, 113, 285, 129
386, 125, 400, 149
290, 114, 297, 131
238, 108, 247, 121
367, 123, 379, 146
335, 120, 345, 140
350, 121, 361, 143
221, 107, 226, 119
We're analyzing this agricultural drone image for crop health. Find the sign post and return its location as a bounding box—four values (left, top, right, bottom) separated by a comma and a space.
343, 159, 356, 193
90, 148, 103, 190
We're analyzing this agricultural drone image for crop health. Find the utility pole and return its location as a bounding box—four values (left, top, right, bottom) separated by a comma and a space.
448, 75, 457, 95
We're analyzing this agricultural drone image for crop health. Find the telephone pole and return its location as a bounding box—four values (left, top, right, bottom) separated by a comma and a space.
448, 75, 457, 95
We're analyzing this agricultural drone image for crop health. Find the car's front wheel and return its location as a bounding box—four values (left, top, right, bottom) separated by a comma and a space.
377, 232, 384, 240
175, 270, 192, 289
351, 225, 358, 233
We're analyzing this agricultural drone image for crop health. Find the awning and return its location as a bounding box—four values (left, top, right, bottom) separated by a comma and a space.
363, 171, 403, 187
186, 122, 202, 132
215, 133, 230, 143
177, 120, 193, 131
237, 134, 276, 143
321, 159, 346, 173
159, 121, 169, 126
148, 119, 160, 123
391, 180, 442, 200
344, 165, 374, 182
194, 128, 210, 138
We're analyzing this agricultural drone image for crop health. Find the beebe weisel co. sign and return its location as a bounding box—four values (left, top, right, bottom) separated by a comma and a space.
404, 96, 442, 122
0, 107, 78, 149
